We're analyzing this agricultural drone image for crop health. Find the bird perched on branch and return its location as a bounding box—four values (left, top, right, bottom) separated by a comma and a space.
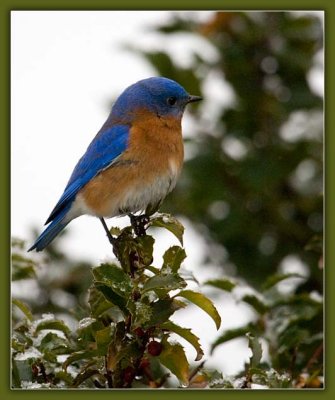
28, 77, 202, 252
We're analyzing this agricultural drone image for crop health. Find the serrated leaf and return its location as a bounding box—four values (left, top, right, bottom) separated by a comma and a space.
162, 246, 186, 273
150, 213, 184, 245
262, 273, 305, 291
144, 299, 186, 328
142, 273, 186, 293
211, 323, 256, 353
246, 333, 263, 368
176, 290, 221, 330
241, 294, 268, 315
161, 321, 204, 361
204, 278, 236, 292
12, 298, 33, 322
35, 319, 70, 337
158, 340, 189, 385
92, 263, 132, 298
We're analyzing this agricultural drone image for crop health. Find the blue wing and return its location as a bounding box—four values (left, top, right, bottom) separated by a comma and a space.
45, 124, 130, 224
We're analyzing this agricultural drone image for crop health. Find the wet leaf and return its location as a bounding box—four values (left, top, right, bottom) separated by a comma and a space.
162, 246, 187, 273
176, 290, 221, 330
92, 263, 132, 298
142, 273, 186, 293
35, 319, 70, 337
158, 339, 189, 385
161, 321, 204, 361
38, 332, 70, 355
150, 213, 184, 245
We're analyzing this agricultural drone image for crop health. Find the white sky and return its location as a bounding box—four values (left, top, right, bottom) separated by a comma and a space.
11, 10, 323, 379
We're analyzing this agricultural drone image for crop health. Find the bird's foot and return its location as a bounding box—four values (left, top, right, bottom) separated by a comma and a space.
129, 214, 150, 237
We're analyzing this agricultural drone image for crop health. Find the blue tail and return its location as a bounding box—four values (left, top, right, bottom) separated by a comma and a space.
28, 205, 72, 252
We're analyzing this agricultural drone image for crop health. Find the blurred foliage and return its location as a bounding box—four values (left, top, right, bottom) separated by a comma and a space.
12, 215, 223, 389
138, 11, 323, 292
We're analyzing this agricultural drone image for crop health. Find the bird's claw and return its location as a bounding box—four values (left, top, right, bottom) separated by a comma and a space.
129, 214, 150, 237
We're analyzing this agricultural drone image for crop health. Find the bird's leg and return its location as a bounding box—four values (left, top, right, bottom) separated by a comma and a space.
128, 213, 150, 237
99, 218, 119, 257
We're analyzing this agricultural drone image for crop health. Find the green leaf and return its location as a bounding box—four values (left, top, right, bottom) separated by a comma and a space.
95, 325, 113, 354
262, 273, 305, 291
63, 350, 98, 371
72, 368, 103, 388
241, 294, 268, 315
176, 290, 221, 330
94, 283, 129, 315
92, 263, 132, 298
150, 213, 184, 245
88, 287, 114, 318
12, 298, 33, 322
38, 332, 70, 355
145, 299, 186, 328
161, 321, 204, 361
204, 278, 236, 292
158, 339, 189, 385
162, 246, 186, 273
132, 302, 153, 328
211, 323, 256, 353
11, 253, 37, 281
246, 333, 263, 368
135, 235, 155, 267
142, 273, 186, 293
35, 318, 70, 337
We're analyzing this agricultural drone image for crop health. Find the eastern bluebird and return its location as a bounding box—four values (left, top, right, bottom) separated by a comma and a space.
28, 77, 202, 252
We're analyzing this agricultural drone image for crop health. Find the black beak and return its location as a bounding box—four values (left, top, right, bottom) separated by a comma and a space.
187, 95, 203, 103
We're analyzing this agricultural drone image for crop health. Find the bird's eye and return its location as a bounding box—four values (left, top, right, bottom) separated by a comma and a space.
167, 96, 177, 106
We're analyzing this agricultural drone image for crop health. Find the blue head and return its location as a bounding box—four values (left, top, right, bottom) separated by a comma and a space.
110, 77, 202, 121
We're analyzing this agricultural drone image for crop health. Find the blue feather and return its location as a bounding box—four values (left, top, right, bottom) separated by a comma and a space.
28, 204, 72, 252
45, 124, 129, 224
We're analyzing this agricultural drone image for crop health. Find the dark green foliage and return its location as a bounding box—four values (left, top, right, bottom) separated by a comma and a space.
140, 11, 323, 291
11, 215, 221, 389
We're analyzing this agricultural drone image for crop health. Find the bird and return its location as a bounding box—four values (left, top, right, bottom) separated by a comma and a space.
28, 77, 202, 252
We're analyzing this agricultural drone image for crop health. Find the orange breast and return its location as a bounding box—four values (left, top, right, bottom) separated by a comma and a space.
79, 110, 184, 217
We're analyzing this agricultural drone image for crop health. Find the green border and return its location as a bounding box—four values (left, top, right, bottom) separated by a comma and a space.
2, 1, 333, 399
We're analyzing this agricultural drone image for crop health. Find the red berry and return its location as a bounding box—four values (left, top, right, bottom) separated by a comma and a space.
147, 340, 163, 356
134, 327, 145, 337
139, 357, 150, 370
123, 366, 135, 384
